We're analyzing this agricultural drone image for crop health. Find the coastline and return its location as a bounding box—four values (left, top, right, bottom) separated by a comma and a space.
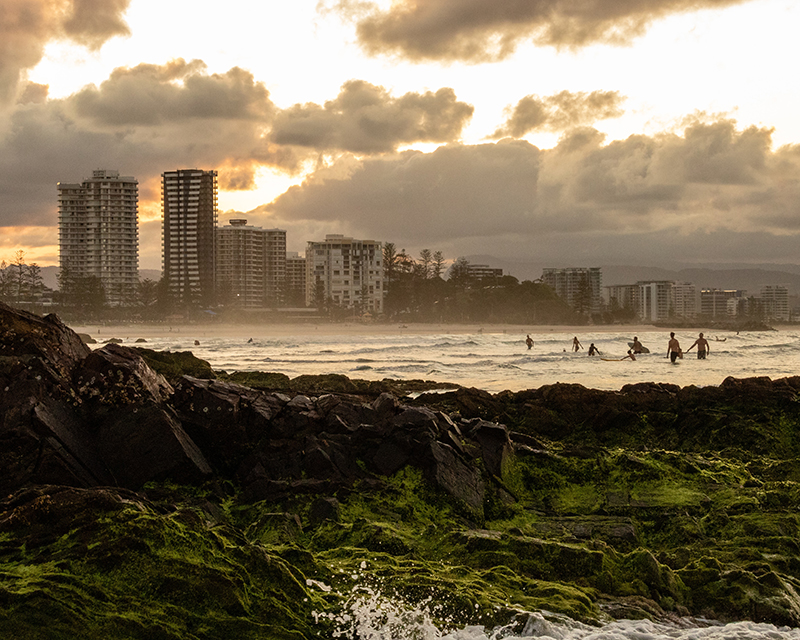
68, 321, 665, 341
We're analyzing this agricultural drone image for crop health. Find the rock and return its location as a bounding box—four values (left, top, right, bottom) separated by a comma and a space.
309, 497, 340, 525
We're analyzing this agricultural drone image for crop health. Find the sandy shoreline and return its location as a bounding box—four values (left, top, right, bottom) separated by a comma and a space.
67, 321, 666, 342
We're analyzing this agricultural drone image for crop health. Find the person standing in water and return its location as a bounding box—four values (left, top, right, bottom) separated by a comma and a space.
631, 336, 644, 354
667, 332, 682, 363
686, 332, 710, 359
588, 343, 600, 356
572, 336, 583, 352
526, 335, 534, 350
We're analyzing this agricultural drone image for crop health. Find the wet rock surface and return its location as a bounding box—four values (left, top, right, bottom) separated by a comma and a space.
3, 302, 800, 637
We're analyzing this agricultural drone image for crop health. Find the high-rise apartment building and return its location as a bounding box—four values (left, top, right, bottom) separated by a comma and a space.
215, 219, 286, 308
264, 229, 287, 307
672, 281, 697, 319
305, 235, 383, 313
162, 169, 218, 307
637, 280, 674, 322
285, 252, 307, 307
216, 219, 266, 308
57, 169, 139, 305
541, 267, 603, 313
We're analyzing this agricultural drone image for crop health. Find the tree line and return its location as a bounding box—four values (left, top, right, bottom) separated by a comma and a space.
381, 244, 583, 324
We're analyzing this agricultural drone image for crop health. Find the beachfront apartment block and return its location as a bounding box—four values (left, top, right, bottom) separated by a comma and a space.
162, 169, 218, 307
57, 169, 139, 305
759, 285, 790, 321
672, 281, 697, 319
541, 267, 603, 313
700, 289, 745, 318
637, 280, 674, 322
305, 235, 383, 313
216, 219, 286, 308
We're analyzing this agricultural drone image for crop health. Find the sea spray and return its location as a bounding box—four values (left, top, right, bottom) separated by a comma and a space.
310, 574, 800, 640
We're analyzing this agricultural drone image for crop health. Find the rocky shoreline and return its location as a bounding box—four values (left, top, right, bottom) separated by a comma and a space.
2, 301, 800, 638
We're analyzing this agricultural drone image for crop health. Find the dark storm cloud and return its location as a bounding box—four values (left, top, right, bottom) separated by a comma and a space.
263, 117, 800, 264
491, 91, 625, 138
269, 80, 474, 153
326, 0, 752, 62
0, 0, 130, 104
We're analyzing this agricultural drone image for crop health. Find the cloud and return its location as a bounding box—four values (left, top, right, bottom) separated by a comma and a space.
72, 59, 275, 126
0, 60, 476, 238
269, 80, 474, 153
491, 91, 626, 138
328, 0, 754, 62
0, 0, 131, 104
260, 117, 800, 265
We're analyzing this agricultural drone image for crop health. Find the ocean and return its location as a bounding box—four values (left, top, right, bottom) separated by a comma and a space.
104, 326, 800, 393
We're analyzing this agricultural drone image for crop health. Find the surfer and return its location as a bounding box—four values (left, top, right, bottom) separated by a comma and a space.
247, 338, 253, 344
588, 343, 600, 356
631, 336, 644, 354
686, 332, 710, 359
667, 332, 682, 363
572, 336, 583, 352
525, 335, 534, 350
601, 350, 635, 361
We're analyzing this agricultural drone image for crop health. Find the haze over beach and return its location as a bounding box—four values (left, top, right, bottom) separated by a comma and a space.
0, 0, 799, 274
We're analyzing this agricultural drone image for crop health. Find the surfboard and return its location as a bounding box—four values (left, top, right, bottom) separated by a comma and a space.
627, 342, 650, 353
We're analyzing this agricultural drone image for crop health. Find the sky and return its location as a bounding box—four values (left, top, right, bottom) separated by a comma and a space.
1, 0, 799, 273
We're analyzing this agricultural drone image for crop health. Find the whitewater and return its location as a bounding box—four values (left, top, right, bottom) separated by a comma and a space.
313, 583, 800, 639
86, 325, 800, 393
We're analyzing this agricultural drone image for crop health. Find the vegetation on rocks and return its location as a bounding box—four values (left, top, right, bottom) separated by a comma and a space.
3, 302, 800, 638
